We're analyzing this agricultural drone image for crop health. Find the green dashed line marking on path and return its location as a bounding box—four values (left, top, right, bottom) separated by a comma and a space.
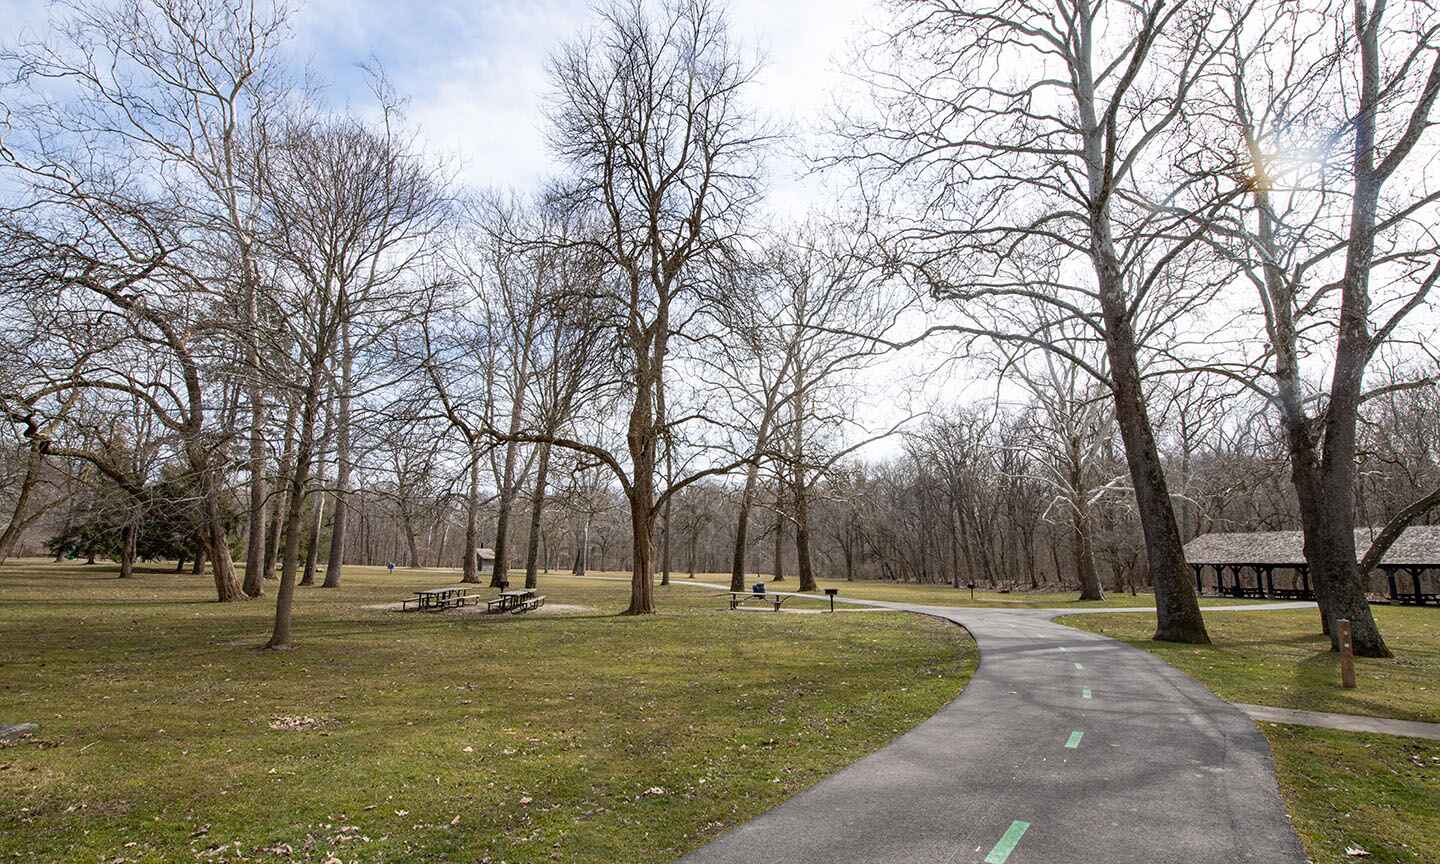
1065, 730, 1084, 749
1082, 687, 1092, 699
984, 820, 1032, 864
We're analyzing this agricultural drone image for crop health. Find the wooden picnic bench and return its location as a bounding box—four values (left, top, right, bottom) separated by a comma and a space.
510, 594, 546, 614
729, 591, 792, 612
400, 586, 546, 615
402, 586, 478, 612
485, 588, 546, 615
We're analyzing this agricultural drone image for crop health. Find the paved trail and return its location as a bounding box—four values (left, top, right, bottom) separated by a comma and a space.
659, 583, 1309, 864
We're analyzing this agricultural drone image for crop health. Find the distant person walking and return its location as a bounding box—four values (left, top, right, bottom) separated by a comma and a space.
387, 561, 395, 576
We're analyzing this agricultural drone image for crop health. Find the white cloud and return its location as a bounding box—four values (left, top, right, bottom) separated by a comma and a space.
287, 0, 878, 199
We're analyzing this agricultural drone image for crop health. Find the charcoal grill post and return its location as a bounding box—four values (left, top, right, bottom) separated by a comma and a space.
1338, 619, 1356, 689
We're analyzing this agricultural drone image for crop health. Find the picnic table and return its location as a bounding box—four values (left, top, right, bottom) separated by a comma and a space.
401, 586, 478, 611
399, 586, 545, 614
486, 588, 546, 614
729, 591, 793, 612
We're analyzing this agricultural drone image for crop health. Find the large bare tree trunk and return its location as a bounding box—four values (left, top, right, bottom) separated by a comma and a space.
404, 519, 421, 570
1087, 197, 1206, 640
660, 494, 672, 587
300, 396, 335, 587
771, 488, 786, 583
242, 317, 266, 597
1070, 31, 1208, 636
572, 518, 588, 576
0, 442, 47, 565
1070, 454, 1104, 601
624, 375, 657, 614
1073, 503, 1104, 601
199, 460, 245, 602
1302, 304, 1390, 653
490, 440, 520, 587
730, 460, 763, 591
626, 494, 656, 614
524, 442, 552, 589
263, 398, 299, 580
1248, 31, 1393, 656
490, 345, 534, 587
1102, 328, 1205, 641
323, 328, 353, 588
267, 353, 332, 648
301, 491, 327, 587
791, 385, 816, 592
1287, 12, 1395, 656
794, 488, 816, 591
461, 452, 483, 583
118, 520, 137, 579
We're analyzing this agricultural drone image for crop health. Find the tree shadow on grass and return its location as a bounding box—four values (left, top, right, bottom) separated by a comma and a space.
1205, 633, 1329, 649
1278, 649, 1426, 719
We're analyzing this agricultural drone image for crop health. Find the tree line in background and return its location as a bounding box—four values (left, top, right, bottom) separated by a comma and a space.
2, 0, 1438, 655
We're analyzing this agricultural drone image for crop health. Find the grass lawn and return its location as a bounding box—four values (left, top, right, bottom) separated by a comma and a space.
661, 571, 1266, 609
0, 560, 975, 864
1062, 605, 1440, 864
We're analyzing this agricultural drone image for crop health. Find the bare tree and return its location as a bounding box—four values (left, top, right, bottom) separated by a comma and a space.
767, 226, 899, 592
705, 257, 799, 592
518, 210, 613, 589
1183, 0, 1440, 654
541, 0, 769, 613
317, 79, 446, 589
833, 1, 1244, 642
0, 198, 250, 600
2, 0, 294, 597
260, 107, 445, 648
995, 307, 1120, 601
0, 383, 78, 565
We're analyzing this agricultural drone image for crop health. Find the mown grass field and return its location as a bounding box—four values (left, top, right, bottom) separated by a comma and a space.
671, 571, 1265, 609
1062, 606, 1440, 864
0, 560, 974, 864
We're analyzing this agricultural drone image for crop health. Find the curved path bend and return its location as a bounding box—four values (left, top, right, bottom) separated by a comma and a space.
677, 588, 1310, 864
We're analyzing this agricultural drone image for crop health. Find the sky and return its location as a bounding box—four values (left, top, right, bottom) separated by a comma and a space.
2, 0, 878, 196
283, 0, 879, 204
3, 1, 1435, 469
303, 0, 988, 449
268, 0, 941, 450
0, 0, 1020, 455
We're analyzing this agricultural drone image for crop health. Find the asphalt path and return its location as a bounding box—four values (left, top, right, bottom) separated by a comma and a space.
665, 583, 1309, 864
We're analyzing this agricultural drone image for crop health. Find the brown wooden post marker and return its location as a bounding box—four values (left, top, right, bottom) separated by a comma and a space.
1337, 618, 1356, 689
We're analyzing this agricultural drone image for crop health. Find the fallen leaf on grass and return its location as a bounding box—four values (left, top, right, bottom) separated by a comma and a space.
257, 843, 293, 856
268, 716, 333, 732
1346, 846, 1371, 858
